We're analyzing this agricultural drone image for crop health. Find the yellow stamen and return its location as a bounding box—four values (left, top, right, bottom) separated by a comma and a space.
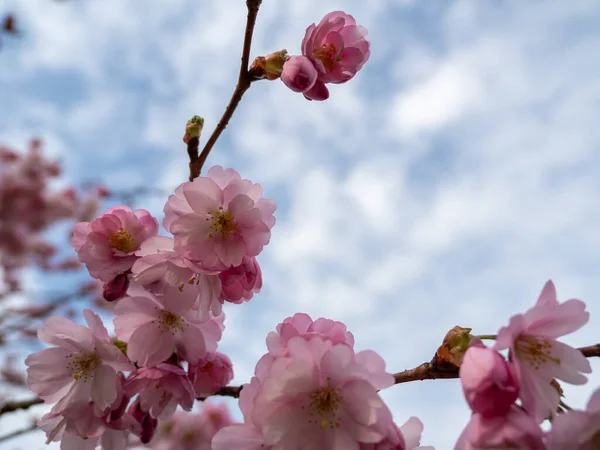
304, 385, 343, 430
516, 335, 561, 370
206, 207, 238, 239
66, 352, 101, 381
108, 228, 135, 253
313, 43, 341, 72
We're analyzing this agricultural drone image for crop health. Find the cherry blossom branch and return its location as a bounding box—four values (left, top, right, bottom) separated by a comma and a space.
0, 424, 38, 444
4, 343, 597, 417
189, 0, 263, 180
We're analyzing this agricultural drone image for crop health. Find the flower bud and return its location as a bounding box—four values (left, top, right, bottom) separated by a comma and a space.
183, 115, 204, 144
436, 325, 474, 369
249, 49, 289, 81
189, 352, 234, 397
460, 346, 519, 417
129, 399, 158, 444
281, 56, 318, 93
103, 273, 129, 302
219, 256, 262, 304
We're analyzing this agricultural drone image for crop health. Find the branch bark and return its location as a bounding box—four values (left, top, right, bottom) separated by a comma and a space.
3, 343, 598, 416
188, 0, 263, 180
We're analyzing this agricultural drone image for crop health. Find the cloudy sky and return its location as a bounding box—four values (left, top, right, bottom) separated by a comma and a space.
1, 0, 600, 448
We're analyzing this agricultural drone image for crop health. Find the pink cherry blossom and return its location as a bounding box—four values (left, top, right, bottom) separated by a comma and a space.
124, 363, 195, 420
219, 255, 262, 304
25, 309, 133, 414
113, 285, 224, 367
131, 236, 223, 317
494, 280, 591, 422
189, 351, 234, 397
265, 313, 355, 357
302, 11, 370, 85
252, 336, 394, 449
163, 165, 276, 273
460, 346, 519, 418
546, 386, 600, 450
455, 406, 545, 450
72, 205, 159, 281
281, 55, 318, 93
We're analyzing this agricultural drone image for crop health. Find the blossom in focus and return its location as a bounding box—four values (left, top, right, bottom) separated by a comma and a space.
114, 286, 224, 367
72, 205, 158, 281
189, 351, 234, 397
124, 364, 195, 420
252, 337, 394, 449
454, 406, 545, 450
164, 166, 276, 272
299, 11, 370, 101
281, 55, 318, 93
25, 309, 133, 414
494, 280, 591, 422
546, 386, 600, 450
459, 346, 519, 418
220, 255, 262, 304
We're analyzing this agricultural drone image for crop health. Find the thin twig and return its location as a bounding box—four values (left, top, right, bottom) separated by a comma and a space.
189, 0, 263, 180
579, 343, 600, 358
0, 397, 44, 415
0, 424, 38, 444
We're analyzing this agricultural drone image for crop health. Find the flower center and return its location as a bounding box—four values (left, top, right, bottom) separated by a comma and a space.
199, 361, 214, 373
313, 43, 341, 72
207, 207, 238, 239
182, 431, 197, 443
108, 228, 135, 253
515, 335, 561, 370
306, 386, 343, 430
66, 352, 101, 381
156, 310, 186, 334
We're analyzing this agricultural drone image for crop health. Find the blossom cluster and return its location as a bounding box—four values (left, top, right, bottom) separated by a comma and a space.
25, 165, 273, 448
0, 139, 106, 291
280, 11, 370, 101
213, 313, 432, 450
456, 280, 598, 449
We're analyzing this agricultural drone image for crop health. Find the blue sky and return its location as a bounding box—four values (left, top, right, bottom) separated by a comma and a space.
1, 0, 600, 448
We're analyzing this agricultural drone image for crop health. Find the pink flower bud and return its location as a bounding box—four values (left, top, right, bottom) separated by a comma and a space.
103, 273, 130, 302
189, 352, 234, 397
460, 346, 519, 417
219, 256, 262, 304
128, 399, 158, 444
281, 56, 318, 93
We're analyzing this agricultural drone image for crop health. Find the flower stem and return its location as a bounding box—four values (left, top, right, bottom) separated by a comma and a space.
475, 335, 497, 340
189, 0, 263, 181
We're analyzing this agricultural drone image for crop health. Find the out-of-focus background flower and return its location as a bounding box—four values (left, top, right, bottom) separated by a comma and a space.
1, 0, 600, 448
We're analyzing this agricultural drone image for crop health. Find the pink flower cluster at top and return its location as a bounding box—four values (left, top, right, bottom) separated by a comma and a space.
25, 165, 271, 449
0, 139, 106, 291
455, 280, 594, 449
281, 11, 370, 101
213, 313, 433, 450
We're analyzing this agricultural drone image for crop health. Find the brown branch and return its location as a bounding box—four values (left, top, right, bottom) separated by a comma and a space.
579, 343, 600, 358
3, 344, 597, 417
0, 424, 38, 444
0, 397, 44, 415
393, 343, 600, 384
189, 0, 263, 180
